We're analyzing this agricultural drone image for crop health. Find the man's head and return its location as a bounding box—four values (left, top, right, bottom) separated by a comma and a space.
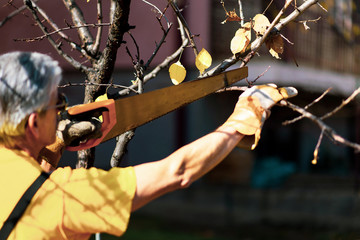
0, 52, 62, 147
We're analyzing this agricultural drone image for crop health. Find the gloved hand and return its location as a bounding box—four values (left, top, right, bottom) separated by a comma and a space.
38, 113, 102, 169
224, 84, 297, 150
56, 112, 103, 147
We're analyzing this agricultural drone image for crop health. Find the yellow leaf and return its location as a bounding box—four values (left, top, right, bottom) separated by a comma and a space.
195, 48, 212, 74
253, 14, 270, 35
95, 94, 108, 122
95, 93, 108, 102
230, 22, 252, 55
169, 61, 186, 85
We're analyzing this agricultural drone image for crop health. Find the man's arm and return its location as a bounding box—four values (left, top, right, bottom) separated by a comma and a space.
131, 84, 298, 211
132, 125, 243, 211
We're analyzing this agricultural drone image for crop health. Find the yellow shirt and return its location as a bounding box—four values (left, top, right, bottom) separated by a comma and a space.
0, 147, 136, 240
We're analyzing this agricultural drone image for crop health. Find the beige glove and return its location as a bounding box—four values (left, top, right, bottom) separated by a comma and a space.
224, 84, 297, 150
56, 113, 103, 147
38, 113, 102, 169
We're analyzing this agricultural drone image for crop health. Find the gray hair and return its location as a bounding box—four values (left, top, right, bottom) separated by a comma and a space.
0, 51, 62, 142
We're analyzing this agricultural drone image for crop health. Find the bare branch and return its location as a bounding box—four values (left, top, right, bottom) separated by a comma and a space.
169, 1, 198, 56
23, 0, 90, 72
144, 5, 173, 70
58, 81, 139, 94
296, 17, 321, 30
238, 0, 244, 26
14, 22, 109, 43
321, 87, 360, 120
0, 0, 40, 27
283, 88, 332, 125
311, 129, 324, 165
305, 88, 332, 110
280, 100, 360, 152
62, 0, 95, 54
92, 0, 103, 54
111, 131, 135, 167
142, 0, 171, 27
114, 34, 189, 97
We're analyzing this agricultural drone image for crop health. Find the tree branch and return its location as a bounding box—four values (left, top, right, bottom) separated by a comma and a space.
62, 0, 95, 54
280, 100, 360, 152
0, 0, 40, 27
204, 0, 320, 77
23, 0, 90, 72
169, 0, 198, 56
92, 0, 103, 54
87, 0, 132, 103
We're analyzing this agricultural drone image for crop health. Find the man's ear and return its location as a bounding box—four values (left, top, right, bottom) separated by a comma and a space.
26, 113, 40, 138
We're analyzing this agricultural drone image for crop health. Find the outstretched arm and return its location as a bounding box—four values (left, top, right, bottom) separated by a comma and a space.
131, 84, 298, 211
132, 125, 243, 211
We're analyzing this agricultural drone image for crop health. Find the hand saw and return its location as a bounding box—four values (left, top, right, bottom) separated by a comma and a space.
66, 67, 248, 151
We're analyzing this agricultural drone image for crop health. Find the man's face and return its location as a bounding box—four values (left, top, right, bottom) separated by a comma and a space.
37, 91, 60, 146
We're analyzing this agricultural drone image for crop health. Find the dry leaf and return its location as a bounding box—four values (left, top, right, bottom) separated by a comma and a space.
169, 61, 186, 85
253, 14, 270, 35
265, 34, 284, 59
222, 10, 242, 24
230, 22, 252, 55
195, 48, 212, 74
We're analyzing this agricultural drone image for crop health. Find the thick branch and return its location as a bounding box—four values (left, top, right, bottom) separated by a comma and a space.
85, 0, 132, 103
62, 0, 95, 54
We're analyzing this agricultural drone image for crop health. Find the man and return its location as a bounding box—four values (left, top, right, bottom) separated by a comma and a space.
0, 51, 297, 239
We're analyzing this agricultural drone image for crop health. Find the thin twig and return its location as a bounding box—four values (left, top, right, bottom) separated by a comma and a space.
305, 88, 332, 110
92, 0, 103, 54
280, 100, 360, 152
312, 129, 324, 165
248, 66, 271, 86
169, 0, 198, 56
144, 2, 173, 70
321, 87, 360, 120
14, 22, 110, 42
27, 2, 91, 59
142, 0, 171, 27
24, 0, 89, 72
0, 0, 39, 27
283, 88, 332, 125
58, 81, 139, 94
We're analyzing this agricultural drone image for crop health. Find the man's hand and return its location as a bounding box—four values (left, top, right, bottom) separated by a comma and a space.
57, 113, 103, 147
224, 84, 298, 150
38, 114, 102, 170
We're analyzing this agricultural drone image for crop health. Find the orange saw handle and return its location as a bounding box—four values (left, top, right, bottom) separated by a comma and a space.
65, 99, 117, 151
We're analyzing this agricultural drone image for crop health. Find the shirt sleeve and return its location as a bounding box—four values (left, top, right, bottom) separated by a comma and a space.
51, 166, 136, 237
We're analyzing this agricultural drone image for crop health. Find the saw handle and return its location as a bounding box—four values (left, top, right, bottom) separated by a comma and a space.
65, 99, 117, 151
